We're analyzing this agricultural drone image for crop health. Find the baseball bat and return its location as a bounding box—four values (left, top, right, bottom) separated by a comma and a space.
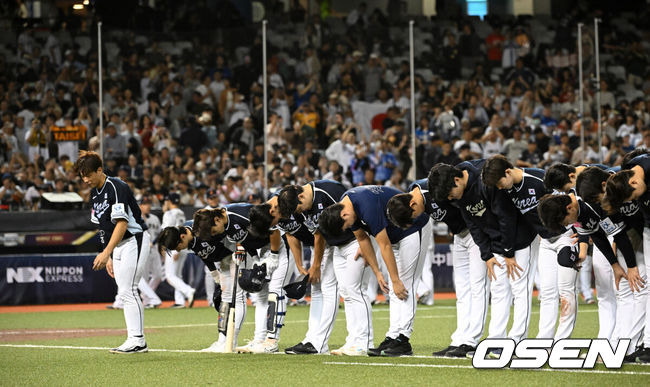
224, 258, 240, 353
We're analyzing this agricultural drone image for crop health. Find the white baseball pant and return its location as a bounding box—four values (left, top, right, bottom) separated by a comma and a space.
303, 245, 339, 353
164, 250, 194, 305
416, 231, 435, 305
219, 255, 246, 348
579, 254, 595, 301
113, 232, 150, 339
642, 227, 650, 348
332, 238, 374, 350
451, 230, 489, 347
488, 237, 539, 342
613, 243, 647, 353
378, 220, 432, 340
592, 243, 617, 341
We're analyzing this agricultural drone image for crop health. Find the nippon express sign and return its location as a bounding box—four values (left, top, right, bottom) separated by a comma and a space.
6, 266, 84, 284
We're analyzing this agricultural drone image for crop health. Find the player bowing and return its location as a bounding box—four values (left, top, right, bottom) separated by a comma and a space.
275, 180, 354, 355
158, 220, 233, 352
319, 185, 430, 357
387, 178, 489, 358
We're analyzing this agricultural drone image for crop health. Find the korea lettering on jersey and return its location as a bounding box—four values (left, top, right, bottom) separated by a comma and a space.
227, 222, 248, 243
466, 200, 487, 217
428, 201, 448, 222
278, 215, 303, 234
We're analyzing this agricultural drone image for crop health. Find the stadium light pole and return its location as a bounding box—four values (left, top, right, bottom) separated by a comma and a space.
594, 18, 602, 162
98, 21, 103, 159
408, 20, 416, 181
577, 23, 584, 164
262, 20, 268, 193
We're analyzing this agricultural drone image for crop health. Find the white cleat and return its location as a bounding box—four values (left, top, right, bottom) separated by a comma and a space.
330, 345, 367, 356
235, 339, 264, 353
187, 288, 196, 308
249, 338, 279, 354
109, 337, 148, 354
201, 340, 230, 353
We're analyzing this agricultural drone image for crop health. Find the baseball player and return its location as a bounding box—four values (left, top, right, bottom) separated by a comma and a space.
577, 166, 647, 360
429, 161, 538, 356
605, 153, 650, 362
203, 188, 221, 306
74, 150, 150, 354
138, 196, 163, 308
482, 156, 584, 341
386, 177, 489, 358
158, 220, 234, 352
276, 180, 354, 355
192, 204, 283, 353
161, 193, 195, 308
319, 185, 429, 357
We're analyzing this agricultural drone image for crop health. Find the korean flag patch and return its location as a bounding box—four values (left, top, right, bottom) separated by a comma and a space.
318, 203, 323, 209
529, 188, 535, 195
234, 224, 240, 230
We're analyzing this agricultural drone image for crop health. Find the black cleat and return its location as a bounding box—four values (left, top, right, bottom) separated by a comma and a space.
446, 344, 476, 358
382, 334, 413, 357
637, 347, 650, 363
368, 337, 396, 357
285, 342, 318, 355
623, 345, 644, 363
432, 345, 457, 357
109, 342, 148, 354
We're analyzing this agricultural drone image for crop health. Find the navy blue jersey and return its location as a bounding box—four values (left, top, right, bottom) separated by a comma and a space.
625, 154, 650, 227
410, 179, 467, 235
90, 176, 147, 249
277, 214, 315, 246
183, 220, 232, 271
454, 160, 536, 261
301, 180, 355, 246
505, 168, 556, 239
223, 203, 270, 256
345, 185, 429, 244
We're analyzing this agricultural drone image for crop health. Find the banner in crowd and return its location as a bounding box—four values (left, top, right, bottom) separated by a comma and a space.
351, 100, 392, 140
50, 125, 87, 142
0, 254, 116, 305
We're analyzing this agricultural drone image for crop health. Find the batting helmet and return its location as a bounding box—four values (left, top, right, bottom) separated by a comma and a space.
238, 263, 267, 293
283, 274, 310, 299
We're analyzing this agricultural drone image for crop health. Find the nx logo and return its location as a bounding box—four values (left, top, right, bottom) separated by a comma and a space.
472, 338, 630, 369
7, 267, 44, 283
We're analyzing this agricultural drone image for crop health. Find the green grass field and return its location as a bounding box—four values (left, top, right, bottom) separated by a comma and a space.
0, 299, 648, 386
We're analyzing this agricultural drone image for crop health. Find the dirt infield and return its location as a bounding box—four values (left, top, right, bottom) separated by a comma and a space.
0, 292, 460, 314
0, 328, 128, 342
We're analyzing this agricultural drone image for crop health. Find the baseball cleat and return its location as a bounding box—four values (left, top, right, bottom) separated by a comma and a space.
285, 342, 318, 355
446, 344, 475, 358
235, 339, 264, 353
623, 345, 644, 363
110, 338, 148, 354
201, 340, 230, 353
636, 347, 650, 363
331, 345, 367, 356
368, 337, 396, 357
432, 345, 457, 357
487, 348, 503, 359
169, 304, 185, 309
249, 338, 279, 354
187, 289, 196, 308
144, 303, 160, 309
382, 335, 412, 357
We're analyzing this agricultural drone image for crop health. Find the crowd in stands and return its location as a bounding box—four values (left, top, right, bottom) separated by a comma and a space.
1, 1, 650, 211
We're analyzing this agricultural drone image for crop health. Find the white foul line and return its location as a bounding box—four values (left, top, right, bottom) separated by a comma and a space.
323, 361, 650, 375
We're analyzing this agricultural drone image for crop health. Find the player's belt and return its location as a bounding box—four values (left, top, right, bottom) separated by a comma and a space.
456, 228, 470, 238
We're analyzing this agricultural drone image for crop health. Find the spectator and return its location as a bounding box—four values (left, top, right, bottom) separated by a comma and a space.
103, 123, 127, 163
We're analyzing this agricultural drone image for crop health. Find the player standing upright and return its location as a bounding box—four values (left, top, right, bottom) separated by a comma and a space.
387, 177, 489, 358
74, 150, 150, 354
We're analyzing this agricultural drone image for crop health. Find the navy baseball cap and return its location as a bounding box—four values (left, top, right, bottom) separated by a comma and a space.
165, 192, 181, 204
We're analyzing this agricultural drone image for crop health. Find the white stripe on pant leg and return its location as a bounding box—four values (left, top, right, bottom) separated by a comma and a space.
592, 245, 616, 341
536, 237, 560, 339
642, 227, 650, 348
451, 233, 471, 347
629, 249, 647, 350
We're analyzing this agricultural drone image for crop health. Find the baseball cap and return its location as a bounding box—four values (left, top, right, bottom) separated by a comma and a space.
139, 195, 152, 205
165, 192, 181, 204
207, 188, 219, 198
1, 173, 12, 182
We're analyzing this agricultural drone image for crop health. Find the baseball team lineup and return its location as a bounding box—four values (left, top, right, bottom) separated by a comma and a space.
75, 147, 650, 363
